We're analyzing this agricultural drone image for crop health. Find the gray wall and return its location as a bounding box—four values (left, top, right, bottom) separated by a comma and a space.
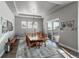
0, 1, 15, 57
43, 2, 78, 52
15, 16, 43, 36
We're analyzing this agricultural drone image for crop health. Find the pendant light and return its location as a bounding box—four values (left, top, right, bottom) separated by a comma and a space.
32, 8, 35, 37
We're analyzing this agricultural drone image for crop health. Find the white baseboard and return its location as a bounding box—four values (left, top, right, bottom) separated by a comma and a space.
59, 43, 79, 53
0, 50, 5, 57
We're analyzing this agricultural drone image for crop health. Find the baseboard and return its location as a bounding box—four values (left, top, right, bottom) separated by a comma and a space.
0, 50, 5, 57
59, 43, 79, 53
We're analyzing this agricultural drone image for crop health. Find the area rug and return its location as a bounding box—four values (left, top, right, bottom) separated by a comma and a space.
16, 37, 64, 58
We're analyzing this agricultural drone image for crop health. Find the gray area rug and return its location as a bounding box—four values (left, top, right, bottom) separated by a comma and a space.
16, 37, 64, 58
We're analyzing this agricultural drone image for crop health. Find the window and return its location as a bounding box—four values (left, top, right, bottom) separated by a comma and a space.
21, 21, 27, 29
28, 22, 32, 28
47, 21, 52, 30
53, 21, 59, 30
47, 18, 60, 30
33, 22, 38, 29
21, 21, 38, 30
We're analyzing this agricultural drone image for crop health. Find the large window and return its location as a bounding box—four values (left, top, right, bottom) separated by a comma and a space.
28, 22, 32, 28
21, 21, 27, 29
53, 21, 59, 30
21, 21, 38, 30
33, 22, 38, 29
47, 18, 60, 30
47, 21, 52, 30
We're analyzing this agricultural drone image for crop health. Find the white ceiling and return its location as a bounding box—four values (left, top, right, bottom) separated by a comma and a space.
6, 1, 74, 17
14, 1, 57, 16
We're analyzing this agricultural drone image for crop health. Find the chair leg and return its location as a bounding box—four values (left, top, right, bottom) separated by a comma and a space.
44, 42, 46, 47
36, 43, 38, 48
28, 46, 30, 49
39, 42, 40, 48
28, 45, 30, 49
36, 42, 40, 48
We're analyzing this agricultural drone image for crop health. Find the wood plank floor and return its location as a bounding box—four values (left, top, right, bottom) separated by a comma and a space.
59, 45, 79, 58
2, 40, 19, 58
16, 37, 64, 58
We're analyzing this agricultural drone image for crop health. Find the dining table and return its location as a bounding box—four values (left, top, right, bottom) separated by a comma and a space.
26, 33, 48, 47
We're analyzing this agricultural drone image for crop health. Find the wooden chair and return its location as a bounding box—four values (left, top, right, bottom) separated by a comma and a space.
25, 33, 48, 48
10, 36, 17, 46
42, 34, 48, 47
25, 35, 39, 48
39, 33, 48, 47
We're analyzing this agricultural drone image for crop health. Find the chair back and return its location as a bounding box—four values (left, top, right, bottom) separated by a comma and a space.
25, 35, 30, 46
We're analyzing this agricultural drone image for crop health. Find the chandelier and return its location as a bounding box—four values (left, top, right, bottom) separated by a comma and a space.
32, 8, 36, 37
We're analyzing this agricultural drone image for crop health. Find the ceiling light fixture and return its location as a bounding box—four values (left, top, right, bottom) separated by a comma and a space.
32, 8, 36, 37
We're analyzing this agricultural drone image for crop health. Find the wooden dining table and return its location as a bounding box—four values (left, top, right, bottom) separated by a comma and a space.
26, 33, 48, 48
27, 34, 45, 42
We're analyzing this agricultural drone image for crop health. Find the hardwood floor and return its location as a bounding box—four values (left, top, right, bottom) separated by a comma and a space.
59, 45, 79, 58
2, 39, 19, 58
